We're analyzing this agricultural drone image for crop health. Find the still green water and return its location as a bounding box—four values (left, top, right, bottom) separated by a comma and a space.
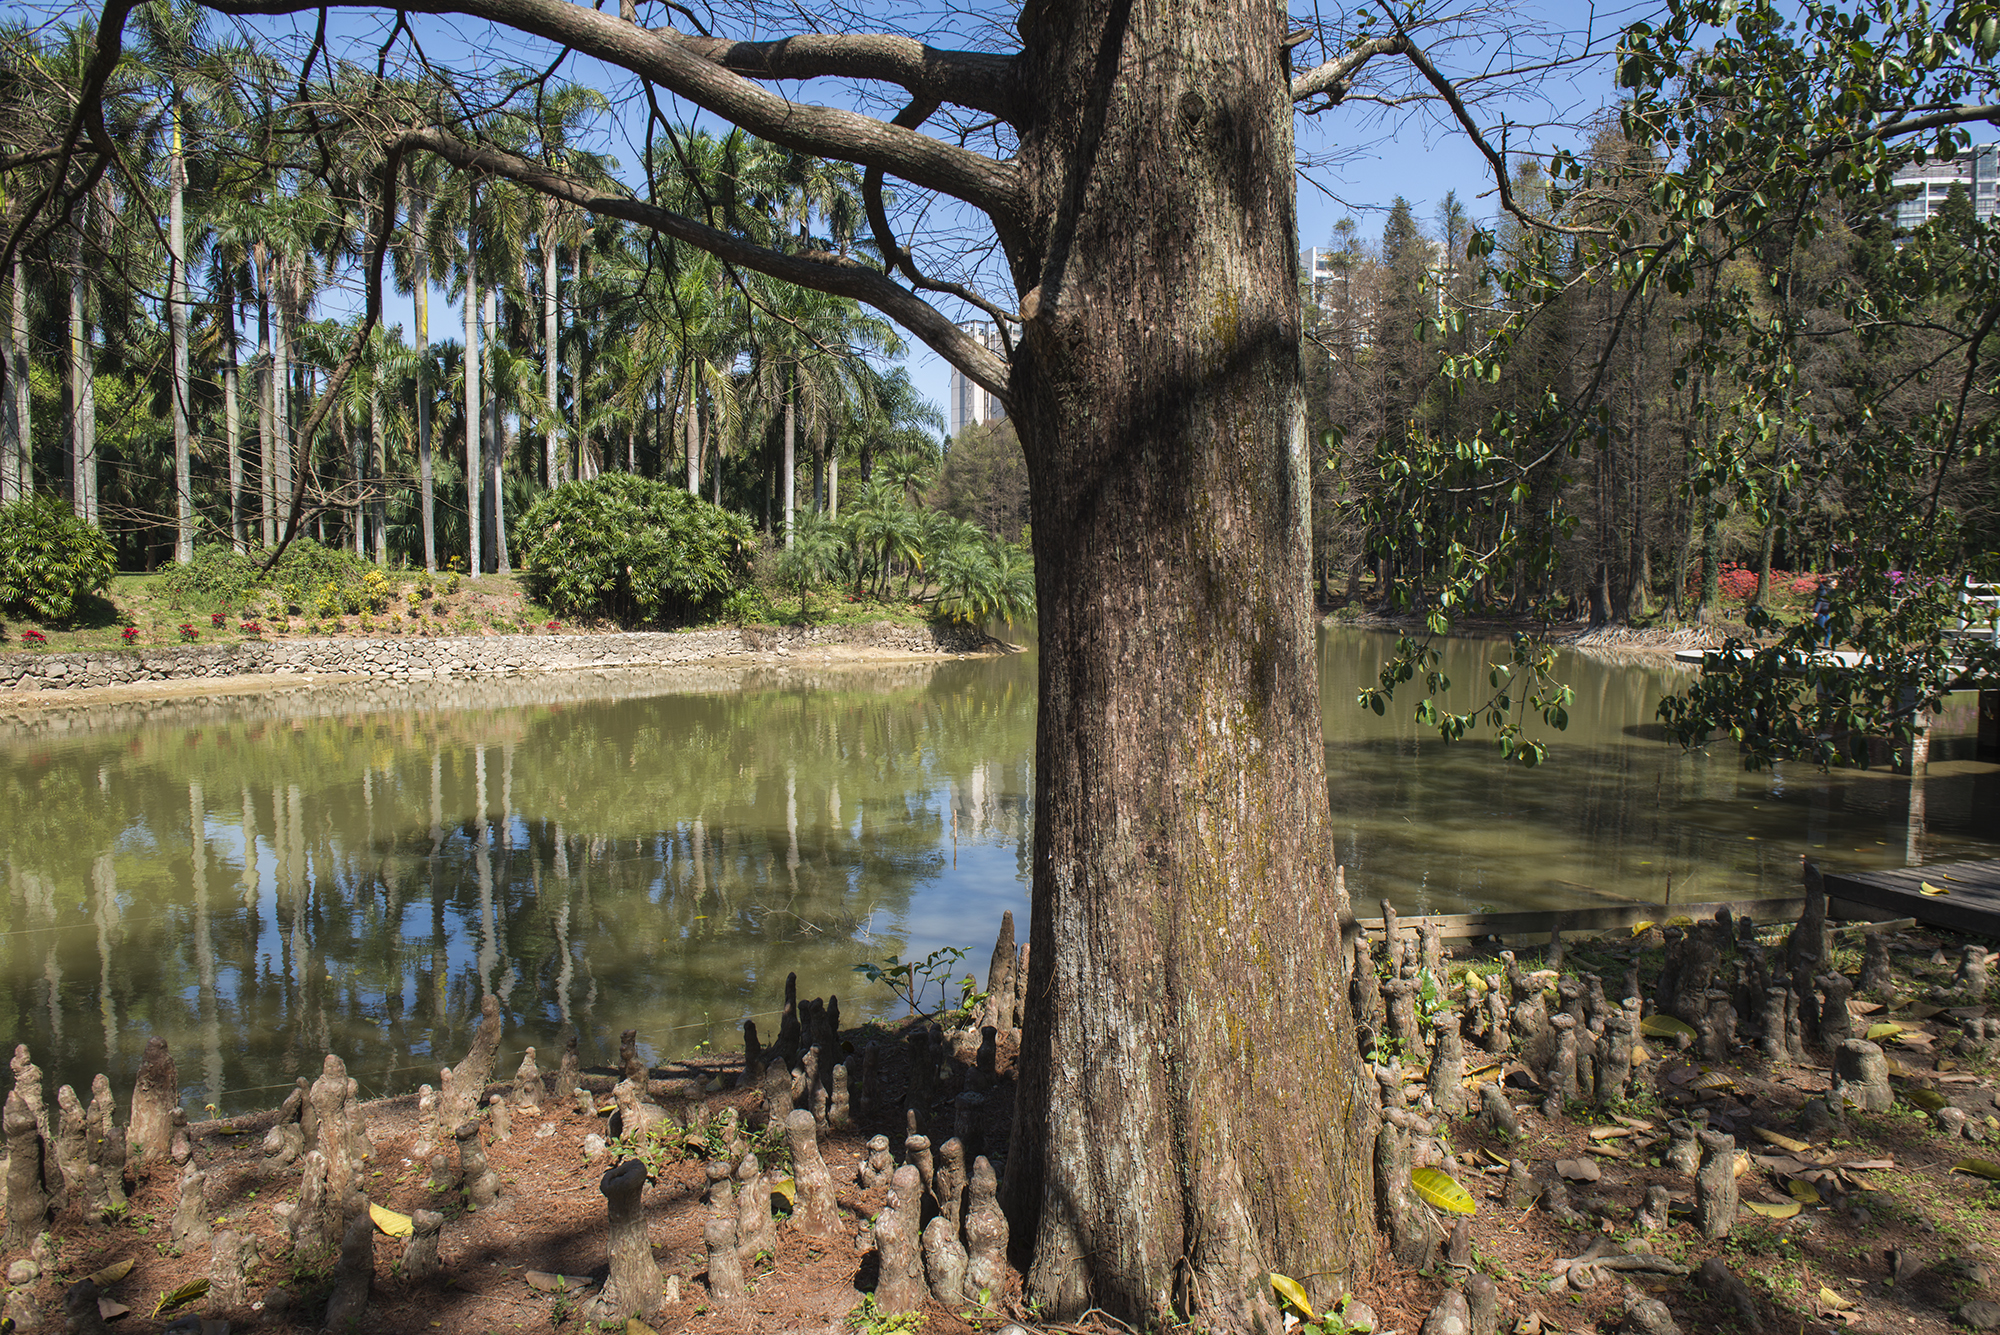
2, 630, 1993, 1113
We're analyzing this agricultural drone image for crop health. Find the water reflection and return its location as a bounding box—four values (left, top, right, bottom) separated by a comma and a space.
0, 632, 1993, 1114
0, 661, 1034, 1114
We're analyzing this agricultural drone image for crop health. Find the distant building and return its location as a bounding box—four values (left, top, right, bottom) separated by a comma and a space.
1893, 143, 1998, 230
949, 322, 1008, 437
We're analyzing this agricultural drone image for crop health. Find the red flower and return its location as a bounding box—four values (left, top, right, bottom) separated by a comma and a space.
210, 611, 226, 628
122, 626, 140, 643
21, 629, 46, 646
178, 624, 200, 643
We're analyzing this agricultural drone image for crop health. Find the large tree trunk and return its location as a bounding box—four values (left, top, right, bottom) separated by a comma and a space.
222, 283, 245, 553
1001, 5, 1375, 1327
685, 369, 700, 495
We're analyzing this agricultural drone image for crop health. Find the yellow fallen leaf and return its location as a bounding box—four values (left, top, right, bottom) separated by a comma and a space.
627, 1320, 661, 1335
1789, 1179, 1823, 1205
1754, 1127, 1811, 1153
1412, 1166, 1478, 1215
1270, 1271, 1317, 1321
1630, 920, 1656, 938
87, 1259, 134, 1288
1866, 1023, 1906, 1042
1640, 1015, 1698, 1040
1951, 1159, 2000, 1180
1922, 881, 1949, 896
370, 1203, 414, 1239
1818, 1286, 1855, 1311
1744, 1199, 1802, 1219
769, 1176, 797, 1204
1908, 1089, 1948, 1112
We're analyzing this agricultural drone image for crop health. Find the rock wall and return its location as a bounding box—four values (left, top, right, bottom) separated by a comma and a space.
0, 622, 993, 694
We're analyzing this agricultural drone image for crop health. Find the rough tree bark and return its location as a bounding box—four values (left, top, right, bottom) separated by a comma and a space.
994, 7, 1377, 1326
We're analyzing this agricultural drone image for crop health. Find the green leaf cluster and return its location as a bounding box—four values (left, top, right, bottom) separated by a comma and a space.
0, 498, 117, 625
514, 473, 754, 625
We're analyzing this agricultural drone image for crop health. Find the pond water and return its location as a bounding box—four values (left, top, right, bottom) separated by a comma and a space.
2, 629, 1993, 1114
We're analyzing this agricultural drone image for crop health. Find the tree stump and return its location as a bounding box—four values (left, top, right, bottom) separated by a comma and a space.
321, 1201, 374, 1333
208, 1230, 261, 1310
1427, 1011, 1466, 1116
964, 1155, 1009, 1293
984, 910, 1017, 1031
591, 1158, 664, 1321
1834, 1039, 1893, 1111
874, 1165, 927, 1313
1375, 1119, 1435, 1267
3, 1088, 50, 1249
456, 1121, 501, 1212
734, 1154, 777, 1267
934, 1136, 968, 1234
859, 1135, 893, 1189
444, 995, 504, 1127
127, 1036, 177, 1167
170, 1162, 211, 1252
787, 1109, 843, 1237
512, 1048, 543, 1110
923, 1215, 969, 1306
1695, 1129, 1737, 1239
1817, 973, 1855, 1047
552, 1026, 580, 1105
403, 1209, 444, 1281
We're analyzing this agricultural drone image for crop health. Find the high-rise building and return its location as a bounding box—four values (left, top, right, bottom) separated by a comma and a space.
1893, 143, 1998, 230
949, 322, 1008, 437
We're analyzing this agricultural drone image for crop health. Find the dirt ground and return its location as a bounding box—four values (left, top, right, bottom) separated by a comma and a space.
9, 918, 2000, 1335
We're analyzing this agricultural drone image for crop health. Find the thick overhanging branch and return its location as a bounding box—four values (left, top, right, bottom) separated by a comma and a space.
1291, 34, 1408, 106
207, 0, 1025, 222
864, 98, 1018, 344
398, 127, 1013, 401
663, 30, 1020, 124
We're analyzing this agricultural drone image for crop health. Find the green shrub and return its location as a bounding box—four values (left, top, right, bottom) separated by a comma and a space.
157, 544, 264, 609
0, 497, 116, 623
515, 474, 755, 624
159, 538, 378, 614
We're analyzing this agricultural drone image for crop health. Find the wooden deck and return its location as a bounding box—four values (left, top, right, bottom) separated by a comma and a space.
1822, 859, 2000, 938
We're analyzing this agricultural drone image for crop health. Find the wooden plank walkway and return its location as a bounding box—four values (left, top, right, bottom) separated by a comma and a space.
1821, 859, 2000, 938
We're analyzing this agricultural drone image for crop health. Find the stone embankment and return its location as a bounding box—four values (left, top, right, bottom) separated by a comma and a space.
0, 621, 994, 693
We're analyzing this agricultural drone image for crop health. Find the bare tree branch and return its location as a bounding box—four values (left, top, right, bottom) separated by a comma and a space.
396, 126, 1013, 399
206, 0, 1027, 222
1291, 34, 1407, 106
663, 29, 1020, 123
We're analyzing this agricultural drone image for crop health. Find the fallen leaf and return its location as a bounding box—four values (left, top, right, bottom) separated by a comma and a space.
770, 1176, 797, 1204
1754, 1127, 1812, 1153
1951, 1159, 2000, 1180
87, 1259, 134, 1288
1921, 881, 1950, 896
1838, 1158, 1896, 1171
1907, 1089, 1948, 1112
1554, 1158, 1601, 1182
1612, 1114, 1657, 1131
1270, 1271, 1317, 1321
1588, 1126, 1634, 1141
1789, 1179, 1823, 1205
152, 1278, 210, 1318
628, 1320, 661, 1335
1641, 1015, 1698, 1040
1744, 1199, 1802, 1219
1818, 1286, 1856, 1312
370, 1203, 414, 1238
1413, 1166, 1479, 1214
